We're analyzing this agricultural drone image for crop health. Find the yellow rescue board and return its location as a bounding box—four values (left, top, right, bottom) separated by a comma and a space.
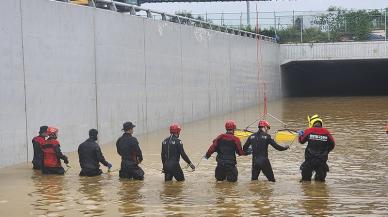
234, 129, 254, 140
275, 130, 298, 143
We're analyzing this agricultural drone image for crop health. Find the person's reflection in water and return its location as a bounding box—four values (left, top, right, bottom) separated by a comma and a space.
301, 182, 330, 216
78, 176, 106, 216
118, 180, 144, 216
213, 182, 241, 216
30, 173, 67, 216
160, 182, 185, 216
248, 182, 274, 216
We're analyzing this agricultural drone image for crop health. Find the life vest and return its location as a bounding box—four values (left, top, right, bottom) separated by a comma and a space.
41, 139, 61, 168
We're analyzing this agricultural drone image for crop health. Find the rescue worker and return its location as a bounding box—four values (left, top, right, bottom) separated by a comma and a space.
116, 122, 144, 180
41, 127, 69, 175
78, 129, 112, 177
243, 120, 289, 182
298, 114, 335, 182
204, 120, 245, 182
32, 126, 48, 170
161, 123, 195, 181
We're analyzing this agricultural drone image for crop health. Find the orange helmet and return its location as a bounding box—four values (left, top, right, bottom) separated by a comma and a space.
225, 120, 237, 130
47, 127, 58, 135
258, 120, 270, 129
170, 123, 181, 134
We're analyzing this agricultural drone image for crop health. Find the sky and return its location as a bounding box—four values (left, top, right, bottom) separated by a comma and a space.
142, 0, 388, 14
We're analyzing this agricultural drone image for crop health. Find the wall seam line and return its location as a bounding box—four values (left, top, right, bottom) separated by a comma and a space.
19, 0, 29, 163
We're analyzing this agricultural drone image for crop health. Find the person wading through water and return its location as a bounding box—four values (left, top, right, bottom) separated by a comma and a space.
161, 123, 195, 181
41, 127, 69, 175
243, 120, 289, 182
204, 120, 245, 182
298, 114, 335, 182
32, 126, 48, 170
116, 122, 144, 180
78, 129, 112, 176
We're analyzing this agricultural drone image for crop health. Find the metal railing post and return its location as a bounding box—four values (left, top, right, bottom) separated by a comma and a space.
88, 0, 96, 7
146, 10, 152, 18
385, 8, 387, 41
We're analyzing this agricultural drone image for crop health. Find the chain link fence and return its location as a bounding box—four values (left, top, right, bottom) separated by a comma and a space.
192, 9, 388, 43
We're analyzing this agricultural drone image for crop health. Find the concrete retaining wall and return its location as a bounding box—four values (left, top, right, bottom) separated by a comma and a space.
281, 41, 388, 64
0, 0, 281, 167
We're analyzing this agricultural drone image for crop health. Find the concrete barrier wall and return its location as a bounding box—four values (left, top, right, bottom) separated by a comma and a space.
281, 42, 388, 64
0, 0, 281, 167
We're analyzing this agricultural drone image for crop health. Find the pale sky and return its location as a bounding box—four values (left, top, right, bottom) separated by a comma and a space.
142, 0, 388, 14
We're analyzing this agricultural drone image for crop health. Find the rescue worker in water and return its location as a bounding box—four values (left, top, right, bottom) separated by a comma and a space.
32, 126, 48, 170
78, 129, 112, 176
204, 120, 245, 182
116, 122, 144, 180
243, 120, 289, 182
41, 127, 69, 175
161, 123, 195, 181
298, 114, 335, 182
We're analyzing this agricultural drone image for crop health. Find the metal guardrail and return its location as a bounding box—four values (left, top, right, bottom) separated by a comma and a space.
60, 0, 277, 42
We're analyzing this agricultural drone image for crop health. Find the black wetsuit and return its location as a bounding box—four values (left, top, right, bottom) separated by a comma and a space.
243, 131, 288, 182
161, 135, 192, 181
78, 138, 110, 177
116, 133, 144, 180
32, 135, 46, 170
299, 127, 335, 181
206, 133, 245, 182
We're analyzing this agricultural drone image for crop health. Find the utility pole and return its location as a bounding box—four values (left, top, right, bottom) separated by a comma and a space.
274, 11, 277, 36
247, 1, 250, 27
300, 17, 303, 43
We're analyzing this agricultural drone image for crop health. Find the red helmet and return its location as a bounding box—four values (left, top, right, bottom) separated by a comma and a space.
47, 127, 58, 135
225, 120, 236, 130
258, 120, 270, 129
170, 123, 181, 134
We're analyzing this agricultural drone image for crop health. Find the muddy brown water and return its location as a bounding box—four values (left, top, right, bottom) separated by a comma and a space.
0, 97, 387, 216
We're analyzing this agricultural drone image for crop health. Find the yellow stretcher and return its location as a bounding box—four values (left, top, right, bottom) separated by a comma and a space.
274, 129, 299, 143
234, 129, 254, 140
234, 128, 299, 144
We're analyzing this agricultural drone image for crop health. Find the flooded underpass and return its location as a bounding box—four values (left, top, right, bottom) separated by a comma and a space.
0, 96, 387, 216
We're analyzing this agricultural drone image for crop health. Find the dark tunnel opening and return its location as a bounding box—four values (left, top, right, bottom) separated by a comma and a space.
281, 58, 388, 97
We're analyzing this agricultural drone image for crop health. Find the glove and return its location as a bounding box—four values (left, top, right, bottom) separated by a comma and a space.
107, 163, 112, 169
297, 130, 304, 136
189, 163, 195, 171
245, 147, 252, 155
284, 145, 290, 150
202, 154, 209, 160
63, 157, 69, 165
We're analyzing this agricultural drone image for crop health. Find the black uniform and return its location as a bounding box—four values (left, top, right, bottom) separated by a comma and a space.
78, 138, 110, 177
116, 133, 144, 180
299, 127, 335, 182
206, 133, 245, 182
243, 131, 288, 182
32, 136, 45, 170
161, 135, 192, 181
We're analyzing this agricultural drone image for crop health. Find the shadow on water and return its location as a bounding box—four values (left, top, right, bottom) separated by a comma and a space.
248, 182, 274, 216
77, 176, 106, 216
30, 171, 67, 217
300, 182, 330, 216
117, 180, 144, 217
160, 182, 185, 216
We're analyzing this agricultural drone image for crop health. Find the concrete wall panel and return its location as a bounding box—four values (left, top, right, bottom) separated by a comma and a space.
21, 0, 97, 154
0, 0, 26, 166
181, 26, 211, 123
95, 10, 147, 144
144, 20, 183, 131
281, 42, 388, 64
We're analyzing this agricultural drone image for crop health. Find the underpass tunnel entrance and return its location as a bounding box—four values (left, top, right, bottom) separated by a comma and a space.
281, 58, 388, 97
